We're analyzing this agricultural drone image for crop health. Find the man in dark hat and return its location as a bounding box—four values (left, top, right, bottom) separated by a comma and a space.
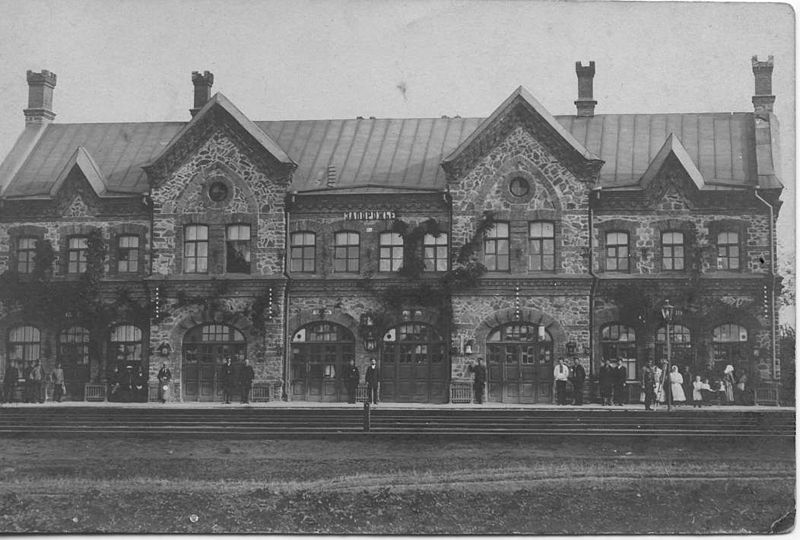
219, 357, 234, 404
641, 359, 657, 411
612, 358, 627, 406
598, 358, 613, 405
364, 358, 379, 405
3, 361, 19, 403
344, 358, 359, 404
239, 358, 255, 404
468, 357, 486, 404
569, 358, 586, 406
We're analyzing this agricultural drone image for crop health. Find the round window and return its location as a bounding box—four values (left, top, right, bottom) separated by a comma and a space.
208, 181, 229, 202
509, 177, 530, 197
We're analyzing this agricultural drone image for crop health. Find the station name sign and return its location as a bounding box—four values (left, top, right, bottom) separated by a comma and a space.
343, 210, 397, 221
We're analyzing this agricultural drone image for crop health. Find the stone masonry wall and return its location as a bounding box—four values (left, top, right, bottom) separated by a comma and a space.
450, 126, 591, 275
150, 130, 286, 276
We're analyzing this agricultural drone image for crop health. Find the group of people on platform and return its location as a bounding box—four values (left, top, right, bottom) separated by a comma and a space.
107, 364, 149, 402
343, 358, 380, 405
218, 357, 255, 404
2, 360, 66, 403
465, 355, 755, 407
641, 360, 751, 410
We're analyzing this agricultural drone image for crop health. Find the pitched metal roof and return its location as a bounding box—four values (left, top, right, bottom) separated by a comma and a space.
0, 106, 775, 198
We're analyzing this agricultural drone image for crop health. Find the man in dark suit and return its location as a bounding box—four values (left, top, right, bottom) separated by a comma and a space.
364, 358, 379, 405
239, 358, 255, 404
598, 359, 613, 405
641, 359, 657, 411
468, 358, 486, 404
612, 358, 627, 405
570, 358, 586, 405
219, 357, 234, 404
3, 361, 19, 403
344, 358, 359, 404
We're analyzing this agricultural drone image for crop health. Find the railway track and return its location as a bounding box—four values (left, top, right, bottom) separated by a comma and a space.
0, 406, 793, 439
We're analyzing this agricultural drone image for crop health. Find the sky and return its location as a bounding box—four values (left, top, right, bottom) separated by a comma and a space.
0, 0, 795, 319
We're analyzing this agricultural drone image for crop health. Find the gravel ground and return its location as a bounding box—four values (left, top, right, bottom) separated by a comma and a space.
0, 437, 794, 534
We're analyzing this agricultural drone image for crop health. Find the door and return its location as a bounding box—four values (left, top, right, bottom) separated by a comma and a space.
380, 323, 448, 403
58, 326, 91, 400
486, 323, 553, 403
290, 322, 354, 402
182, 324, 247, 402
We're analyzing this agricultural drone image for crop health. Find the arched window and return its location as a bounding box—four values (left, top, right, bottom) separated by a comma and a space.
7, 326, 41, 363
182, 324, 247, 402
712, 323, 749, 372
485, 323, 553, 403
383, 323, 444, 365
290, 322, 355, 401
59, 327, 90, 365
109, 324, 143, 368
601, 324, 637, 379
655, 324, 692, 367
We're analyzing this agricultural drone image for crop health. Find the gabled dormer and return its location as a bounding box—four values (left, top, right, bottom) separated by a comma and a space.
441, 86, 604, 182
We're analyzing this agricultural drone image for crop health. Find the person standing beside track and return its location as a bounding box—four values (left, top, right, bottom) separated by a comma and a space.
343, 358, 359, 404
641, 359, 657, 411
468, 357, 486, 404
157, 363, 172, 403
598, 359, 613, 406
219, 357, 235, 404
554, 358, 569, 405
239, 358, 255, 404
3, 361, 19, 403
364, 357, 379, 405
611, 358, 627, 406
569, 358, 586, 406
51, 363, 65, 403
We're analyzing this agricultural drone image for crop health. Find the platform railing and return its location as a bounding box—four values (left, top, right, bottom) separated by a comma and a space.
449, 381, 473, 404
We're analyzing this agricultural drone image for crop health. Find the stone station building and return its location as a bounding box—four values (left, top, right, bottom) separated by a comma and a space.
0, 58, 784, 403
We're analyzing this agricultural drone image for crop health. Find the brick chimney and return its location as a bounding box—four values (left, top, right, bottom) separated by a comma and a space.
190, 71, 214, 117
23, 70, 57, 125
751, 55, 775, 113
574, 61, 597, 117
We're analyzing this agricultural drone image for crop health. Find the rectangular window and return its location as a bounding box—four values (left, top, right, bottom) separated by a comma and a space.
423, 233, 448, 272
334, 232, 360, 273
717, 232, 740, 270
484, 222, 510, 271
379, 232, 404, 272
67, 237, 88, 274
16, 237, 37, 274
605, 231, 629, 272
661, 231, 684, 271
117, 235, 139, 273
529, 221, 555, 271
226, 224, 251, 274
184, 225, 209, 274
290, 232, 316, 273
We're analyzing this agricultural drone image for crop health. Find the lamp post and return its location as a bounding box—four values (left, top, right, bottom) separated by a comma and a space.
660, 299, 680, 412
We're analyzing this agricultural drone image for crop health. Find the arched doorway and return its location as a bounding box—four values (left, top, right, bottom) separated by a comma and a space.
58, 326, 91, 399
380, 323, 447, 403
182, 324, 247, 402
290, 322, 355, 402
486, 322, 553, 403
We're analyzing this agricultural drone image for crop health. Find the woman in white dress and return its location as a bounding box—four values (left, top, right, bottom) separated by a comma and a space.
669, 365, 686, 404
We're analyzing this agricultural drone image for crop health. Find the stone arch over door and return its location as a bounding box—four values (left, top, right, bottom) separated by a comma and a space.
475, 308, 567, 404
170, 310, 253, 402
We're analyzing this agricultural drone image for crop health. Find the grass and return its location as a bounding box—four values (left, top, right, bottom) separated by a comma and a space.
0, 437, 794, 534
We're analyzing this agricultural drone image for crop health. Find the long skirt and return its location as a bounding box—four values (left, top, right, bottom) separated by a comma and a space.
671, 382, 686, 402
159, 382, 171, 402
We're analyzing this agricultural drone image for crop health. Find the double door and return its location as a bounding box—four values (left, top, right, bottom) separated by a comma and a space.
487, 343, 553, 403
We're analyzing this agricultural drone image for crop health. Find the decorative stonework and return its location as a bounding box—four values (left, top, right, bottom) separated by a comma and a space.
64, 195, 91, 217
150, 129, 286, 276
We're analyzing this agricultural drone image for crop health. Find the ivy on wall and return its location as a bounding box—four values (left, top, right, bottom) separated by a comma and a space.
361, 211, 497, 326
